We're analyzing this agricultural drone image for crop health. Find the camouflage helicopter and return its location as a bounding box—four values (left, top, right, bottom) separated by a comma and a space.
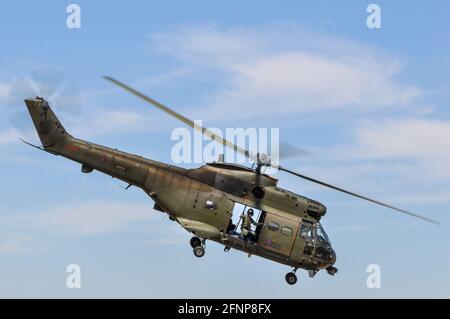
21, 76, 440, 285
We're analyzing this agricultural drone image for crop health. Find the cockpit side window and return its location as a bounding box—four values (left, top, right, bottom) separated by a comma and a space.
299, 221, 314, 240
316, 223, 330, 244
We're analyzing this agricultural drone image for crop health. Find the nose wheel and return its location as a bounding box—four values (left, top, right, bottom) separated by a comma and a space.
285, 270, 298, 285
326, 266, 338, 276
193, 246, 205, 257
190, 236, 206, 258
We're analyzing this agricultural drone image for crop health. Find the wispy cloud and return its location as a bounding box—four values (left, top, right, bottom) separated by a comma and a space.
71, 108, 152, 138
353, 118, 450, 158
292, 117, 450, 207
349, 118, 450, 179
145, 24, 450, 209
150, 25, 422, 120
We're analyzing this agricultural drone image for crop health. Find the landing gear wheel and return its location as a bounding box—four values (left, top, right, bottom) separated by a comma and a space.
193, 246, 205, 258
190, 237, 202, 248
285, 272, 297, 285
326, 266, 338, 276
224, 246, 230, 252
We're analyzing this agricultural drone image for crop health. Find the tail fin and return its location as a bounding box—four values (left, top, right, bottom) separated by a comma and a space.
24, 97, 71, 147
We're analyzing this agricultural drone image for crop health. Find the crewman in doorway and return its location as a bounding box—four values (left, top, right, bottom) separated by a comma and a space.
240, 208, 259, 241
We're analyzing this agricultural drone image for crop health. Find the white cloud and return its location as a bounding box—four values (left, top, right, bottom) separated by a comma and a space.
353, 118, 450, 158
150, 25, 422, 119
71, 108, 151, 138
146, 24, 450, 209
351, 118, 450, 178
227, 52, 419, 111
289, 117, 450, 208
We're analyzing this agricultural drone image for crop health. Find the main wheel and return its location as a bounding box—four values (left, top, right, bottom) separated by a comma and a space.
190, 237, 202, 248
193, 246, 205, 258
285, 272, 297, 285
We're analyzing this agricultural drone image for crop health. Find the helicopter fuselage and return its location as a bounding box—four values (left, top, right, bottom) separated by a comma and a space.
24, 97, 337, 277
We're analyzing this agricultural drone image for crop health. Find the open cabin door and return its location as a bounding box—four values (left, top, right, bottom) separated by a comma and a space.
257, 211, 299, 256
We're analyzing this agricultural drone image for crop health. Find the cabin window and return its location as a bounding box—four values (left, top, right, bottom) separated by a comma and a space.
281, 226, 293, 237
267, 222, 280, 232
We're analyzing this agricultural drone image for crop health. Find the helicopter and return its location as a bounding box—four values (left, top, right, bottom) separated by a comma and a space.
21, 76, 440, 285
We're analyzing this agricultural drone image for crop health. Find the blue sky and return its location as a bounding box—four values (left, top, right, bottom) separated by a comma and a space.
1, 0, 450, 298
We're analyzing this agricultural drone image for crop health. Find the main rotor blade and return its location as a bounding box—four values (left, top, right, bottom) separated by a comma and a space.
279, 166, 440, 225
103, 76, 257, 162
104, 76, 439, 225
279, 141, 312, 160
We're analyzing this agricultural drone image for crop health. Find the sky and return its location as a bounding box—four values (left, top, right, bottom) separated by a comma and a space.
0, 0, 450, 298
